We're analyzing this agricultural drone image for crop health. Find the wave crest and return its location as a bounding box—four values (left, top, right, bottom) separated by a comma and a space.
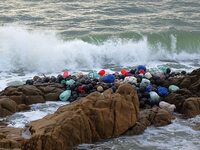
0, 26, 199, 72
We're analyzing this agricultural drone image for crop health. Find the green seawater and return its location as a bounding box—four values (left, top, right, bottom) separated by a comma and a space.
1, 0, 200, 43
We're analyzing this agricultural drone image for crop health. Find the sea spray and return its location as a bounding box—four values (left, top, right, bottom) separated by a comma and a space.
5, 101, 67, 128
0, 26, 200, 73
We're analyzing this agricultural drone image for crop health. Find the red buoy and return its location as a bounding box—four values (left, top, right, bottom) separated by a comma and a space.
98, 69, 106, 76
121, 69, 127, 75
63, 71, 69, 78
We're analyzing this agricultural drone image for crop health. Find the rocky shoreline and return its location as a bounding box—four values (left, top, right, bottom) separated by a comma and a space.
0, 67, 200, 149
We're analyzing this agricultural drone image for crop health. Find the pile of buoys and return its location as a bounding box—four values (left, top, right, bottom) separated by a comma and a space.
56, 66, 181, 107
26, 65, 182, 109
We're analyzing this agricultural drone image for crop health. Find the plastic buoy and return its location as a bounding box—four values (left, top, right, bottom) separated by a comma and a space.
98, 70, 106, 76
149, 91, 160, 103
59, 90, 71, 101
63, 71, 69, 78
121, 69, 127, 75
157, 87, 168, 96
137, 65, 146, 72
66, 79, 75, 86
169, 85, 180, 92
102, 74, 115, 83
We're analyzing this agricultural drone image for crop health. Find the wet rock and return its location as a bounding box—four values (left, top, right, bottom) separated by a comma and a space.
180, 77, 192, 88
181, 70, 186, 75
168, 68, 200, 96
189, 78, 200, 96
168, 77, 182, 86
139, 98, 146, 108
125, 107, 172, 135
50, 76, 57, 83
164, 89, 192, 113
42, 77, 50, 83
12, 83, 62, 102
181, 97, 200, 118
0, 85, 45, 105
36, 84, 64, 101
163, 68, 200, 116
26, 79, 34, 85
22, 84, 139, 150
192, 123, 200, 131
152, 108, 172, 127
0, 98, 18, 117
0, 126, 24, 149
190, 68, 200, 76
56, 74, 64, 83
18, 104, 31, 112
175, 88, 193, 96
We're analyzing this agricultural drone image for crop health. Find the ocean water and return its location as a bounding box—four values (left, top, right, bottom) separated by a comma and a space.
3, 101, 67, 128
77, 115, 200, 150
0, 0, 200, 149
0, 0, 200, 74
2, 102, 200, 150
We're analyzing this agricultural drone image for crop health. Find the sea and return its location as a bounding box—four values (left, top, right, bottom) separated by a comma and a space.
0, 0, 200, 149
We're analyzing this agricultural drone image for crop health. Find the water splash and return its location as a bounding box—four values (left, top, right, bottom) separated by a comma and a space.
0, 26, 200, 73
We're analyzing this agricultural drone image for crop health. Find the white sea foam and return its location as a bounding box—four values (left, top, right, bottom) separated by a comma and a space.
77, 115, 200, 150
0, 26, 199, 73
5, 101, 67, 128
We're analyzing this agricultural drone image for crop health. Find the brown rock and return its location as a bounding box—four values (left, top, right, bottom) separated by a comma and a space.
1, 85, 42, 96
9, 95, 25, 105
164, 93, 185, 112
164, 78, 200, 117
152, 108, 172, 127
193, 123, 200, 131
168, 77, 182, 86
0, 139, 19, 149
22, 84, 139, 150
164, 89, 192, 113
180, 77, 191, 88
0, 126, 24, 149
0, 98, 18, 117
0, 85, 45, 105
25, 96, 45, 105
125, 107, 172, 135
190, 68, 200, 76
18, 104, 31, 112
182, 97, 200, 118
169, 68, 200, 97
36, 84, 64, 101
175, 89, 193, 96
0, 134, 6, 140
189, 78, 200, 97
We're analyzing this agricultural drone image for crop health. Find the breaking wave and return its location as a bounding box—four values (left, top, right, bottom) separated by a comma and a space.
0, 26, 200, 73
